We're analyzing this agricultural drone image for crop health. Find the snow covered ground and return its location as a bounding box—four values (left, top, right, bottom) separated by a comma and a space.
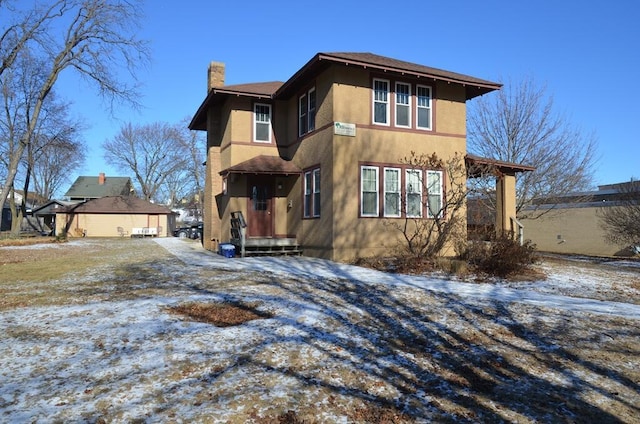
0, 238, 639, 423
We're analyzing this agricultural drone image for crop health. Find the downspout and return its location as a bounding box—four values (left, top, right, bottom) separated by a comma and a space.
511, 216, 524, 245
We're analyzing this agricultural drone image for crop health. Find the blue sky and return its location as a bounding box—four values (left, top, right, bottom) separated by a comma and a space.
57, 0, 639, 188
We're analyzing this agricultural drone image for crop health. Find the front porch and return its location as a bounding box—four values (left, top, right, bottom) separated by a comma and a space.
230, 211, 301, 257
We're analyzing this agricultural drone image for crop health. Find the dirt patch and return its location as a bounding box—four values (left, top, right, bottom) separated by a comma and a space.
167, 301, 273, 327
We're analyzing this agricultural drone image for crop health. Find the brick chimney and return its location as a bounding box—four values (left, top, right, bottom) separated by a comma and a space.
98, 172, 105, 185
208, 61, 225, 92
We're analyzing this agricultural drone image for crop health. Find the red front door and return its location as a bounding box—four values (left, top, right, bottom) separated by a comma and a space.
247, 176, 273, 237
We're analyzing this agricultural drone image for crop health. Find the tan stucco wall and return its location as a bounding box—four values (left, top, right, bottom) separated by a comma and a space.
522, 207, 626, 256
59, 213, 171, 238
287, 66, 468, 261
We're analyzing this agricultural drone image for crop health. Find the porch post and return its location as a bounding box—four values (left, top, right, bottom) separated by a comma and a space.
495, 172, 517, 237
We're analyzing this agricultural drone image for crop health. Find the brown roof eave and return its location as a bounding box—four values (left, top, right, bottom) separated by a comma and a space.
219, 155, 302, 177
189, 87, 276, 131
275, 52, 502, 100
466, 154, 536, 177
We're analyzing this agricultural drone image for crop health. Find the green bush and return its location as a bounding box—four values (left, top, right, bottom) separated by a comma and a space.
461, 236, 538, 278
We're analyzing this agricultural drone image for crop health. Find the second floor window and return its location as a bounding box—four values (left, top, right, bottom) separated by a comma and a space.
372, 80, 433, 131
254, 103, 271, 143
395, 83, 411, 127
416, 85, 432, 130
298, 87, 316, 137
373, 79, 389, 125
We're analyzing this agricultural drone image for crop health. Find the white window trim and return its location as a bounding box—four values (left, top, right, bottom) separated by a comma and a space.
395, 82, 412, 128
304, 170, 312, 218
298, 93, 307, 137
308, 87, 316, 132
406, 169, 423, 218
427, 170, 443, 218
416, 84, 432, 131
372, 78, 390, 126
361, 166, 379, 217
312, 167, 320, 217
303, 167, 321, 218
253, 103, 272, 143
298, 87, 317, 137
383, 167, 401, 217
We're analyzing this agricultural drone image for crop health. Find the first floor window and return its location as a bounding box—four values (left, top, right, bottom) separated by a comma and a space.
361, 166, 379, 216
384, 168, 401, 217
406, 169, 423, 217
254, 103, 271, 142
427, 170, 443, 218
304, 167, 320, 218
361, 164, 444, 219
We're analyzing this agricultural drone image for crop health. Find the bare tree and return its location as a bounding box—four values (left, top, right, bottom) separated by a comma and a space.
27, 95, 85, 201
172, 116, 205, 215
103, 122, 190, 202
467, 76, 597, 218
1, 46, 84, 234
598, 179, 640, 250
0, 0, 149, 210
385, 152, 468, 258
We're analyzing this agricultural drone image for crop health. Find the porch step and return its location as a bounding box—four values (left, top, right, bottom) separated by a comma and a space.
243, 244, 302, 256
231, 237, 302, 257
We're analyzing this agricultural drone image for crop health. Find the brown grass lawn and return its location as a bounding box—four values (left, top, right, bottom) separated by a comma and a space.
0, 237, 639, 423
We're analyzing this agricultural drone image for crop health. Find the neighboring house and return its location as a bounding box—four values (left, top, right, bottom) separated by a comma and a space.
190, 52, 532, 261
64, 173, 133, 201
523, 182, 639, 257
30, 200, 80, 236
0, 189, 47, 232
33, 196, 176, 238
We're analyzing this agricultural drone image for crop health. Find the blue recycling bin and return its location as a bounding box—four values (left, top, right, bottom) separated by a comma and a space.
219, 243, 235, 258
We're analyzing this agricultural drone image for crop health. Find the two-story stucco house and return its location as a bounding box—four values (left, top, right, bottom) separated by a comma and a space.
190, 52, 531, 261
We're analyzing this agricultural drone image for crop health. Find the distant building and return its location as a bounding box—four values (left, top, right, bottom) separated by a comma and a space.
64, 173, 133, 201
34, 196, 176, 238
1, 189, 48, 232
523, 182, 639, 257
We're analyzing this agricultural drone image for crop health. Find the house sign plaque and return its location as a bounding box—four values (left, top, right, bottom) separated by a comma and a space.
334, 122, 356, 137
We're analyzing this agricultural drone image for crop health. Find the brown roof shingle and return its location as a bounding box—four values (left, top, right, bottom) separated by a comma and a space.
68, 196, 174, 214
190, 52, 501, 130
221, 155, 301, 175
